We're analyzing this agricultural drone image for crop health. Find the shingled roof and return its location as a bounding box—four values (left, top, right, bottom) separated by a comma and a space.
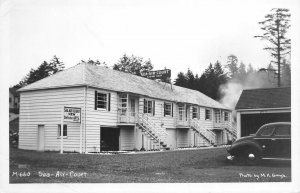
18, 63, 229, 110
235, 87, 291, 110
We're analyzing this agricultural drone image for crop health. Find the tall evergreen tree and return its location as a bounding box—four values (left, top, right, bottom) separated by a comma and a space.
254, 8, 291, 87
50, 55, 65, 73
13, 56, 65, 89
174, 72, 188, 87
247, 64, 255, 74
281, 59, 291, 86
113, 54, 153, 76
226, 55, 239, 78
237, 62, 247, 83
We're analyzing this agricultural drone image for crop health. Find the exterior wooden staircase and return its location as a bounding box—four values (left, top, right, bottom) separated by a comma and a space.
224, 122, 237, 142
191, 120, 216, 146
136, 113, 168, 150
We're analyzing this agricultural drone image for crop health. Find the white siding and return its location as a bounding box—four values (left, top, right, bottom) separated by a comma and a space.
177, 128, 189, 148
85, 87, 118, 152
19, 87, 85, 152
119, 126, 135, 150
19, 85, 228, 152
166, 128, 177, 149
198, 107, 214, 130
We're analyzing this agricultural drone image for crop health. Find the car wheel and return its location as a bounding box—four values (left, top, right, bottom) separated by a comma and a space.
243, 148, 261, 165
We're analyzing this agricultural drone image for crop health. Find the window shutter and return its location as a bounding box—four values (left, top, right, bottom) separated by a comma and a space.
197, 107, 200, 119
108, 93, 111, 111
144, 99, 147, 113
153, 100, 155, 116
95, 91, 98, 110
164, 102, 166, 117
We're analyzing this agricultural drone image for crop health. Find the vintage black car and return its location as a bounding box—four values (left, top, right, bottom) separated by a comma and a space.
227, 122, 291, 165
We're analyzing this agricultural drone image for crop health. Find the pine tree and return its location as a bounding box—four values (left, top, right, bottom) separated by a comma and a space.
226, 55, 239, 78
13, 56, 65, 89
113, 54, 153, 76
254, 8, 291, 87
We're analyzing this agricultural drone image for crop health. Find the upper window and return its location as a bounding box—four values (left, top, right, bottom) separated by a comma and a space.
95, 91, 110, 111
58, 124, 67, 137
97, 93, 107, 109
224, 112, 229, 121
178, 104, 185, 121
144, 99, 154, 115
205, 109, 211, 120
214, 110, 221, 123
9, 97, 12, 103
258, 126, 275, 136
192, 106, 198, 119
274, 125, 290, 136
164, 102, 172, 116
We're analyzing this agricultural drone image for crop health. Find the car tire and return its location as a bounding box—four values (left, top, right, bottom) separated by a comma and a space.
243, 148, 261, 165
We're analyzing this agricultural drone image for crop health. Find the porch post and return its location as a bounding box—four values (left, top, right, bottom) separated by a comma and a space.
127, 93, 129, 122
236, 112, 241, 138
134, 125, 137, 149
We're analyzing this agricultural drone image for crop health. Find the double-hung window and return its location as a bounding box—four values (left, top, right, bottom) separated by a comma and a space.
178, 104, 185, 121
205, 108, 211, 120
95, 91, 111, 111
164, 102, 172, 116
144, 99, 155, 115
97, 93, 107, 109
192, 106, 198, 119
224, 112, 229, 121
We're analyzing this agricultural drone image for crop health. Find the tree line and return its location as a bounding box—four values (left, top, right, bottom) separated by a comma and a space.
12, 54, 154, 89
13, 8, 291, 103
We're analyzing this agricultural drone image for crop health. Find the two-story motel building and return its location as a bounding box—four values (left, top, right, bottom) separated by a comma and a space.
18, 63, 236, 153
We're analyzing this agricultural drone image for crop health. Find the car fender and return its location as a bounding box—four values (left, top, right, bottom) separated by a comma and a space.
228, 140, 262, 156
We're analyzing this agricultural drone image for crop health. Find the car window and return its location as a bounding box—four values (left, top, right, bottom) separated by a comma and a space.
258, 126, 275, 136
274, 125, 291, 136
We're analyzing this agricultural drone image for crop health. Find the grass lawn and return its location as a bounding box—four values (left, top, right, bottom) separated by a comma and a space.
9, 147, 291, 183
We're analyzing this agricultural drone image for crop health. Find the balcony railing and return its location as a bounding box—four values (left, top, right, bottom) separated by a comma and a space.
117, 109, 137, 124
176, 119, 190, 127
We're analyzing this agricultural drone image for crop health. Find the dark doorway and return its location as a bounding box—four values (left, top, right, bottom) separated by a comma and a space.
241, 112, 291, 137
100, 127, 120, 151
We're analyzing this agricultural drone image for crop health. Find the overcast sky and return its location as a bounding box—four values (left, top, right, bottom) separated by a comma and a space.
1, 0, 298, 86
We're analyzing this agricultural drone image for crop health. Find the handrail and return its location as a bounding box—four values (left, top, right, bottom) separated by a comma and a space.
136, 113, 168, 146
191, 119, 216, 144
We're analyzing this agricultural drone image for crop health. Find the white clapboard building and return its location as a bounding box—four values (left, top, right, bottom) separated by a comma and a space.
18, 63, 236, 153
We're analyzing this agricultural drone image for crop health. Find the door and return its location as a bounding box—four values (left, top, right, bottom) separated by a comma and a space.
272, 124, 291, 158
166, 128, 177, 149
37, 125, 45, 151
254, 125, 276, 157
101, 127, 120, 151
129, 98, 137, 122
214, 130, 223, 145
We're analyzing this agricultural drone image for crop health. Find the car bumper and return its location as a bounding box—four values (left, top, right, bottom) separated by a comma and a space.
226, 145, 235, 160
227, 155, 235, 161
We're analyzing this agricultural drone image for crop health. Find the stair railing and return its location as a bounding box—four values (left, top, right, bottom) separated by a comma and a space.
191, 119, 216, 145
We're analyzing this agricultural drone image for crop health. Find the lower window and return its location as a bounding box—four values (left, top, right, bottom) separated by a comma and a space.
58, 124, 67, 137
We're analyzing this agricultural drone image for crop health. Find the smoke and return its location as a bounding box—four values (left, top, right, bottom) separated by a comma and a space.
219, 71, 276, 110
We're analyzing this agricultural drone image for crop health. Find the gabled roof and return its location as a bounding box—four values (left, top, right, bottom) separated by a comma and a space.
18, 63, 229, 110
235, 87, 291, 110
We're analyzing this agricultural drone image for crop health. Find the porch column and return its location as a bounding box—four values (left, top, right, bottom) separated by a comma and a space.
134, 125, 137, 149
236, 112, 241, 138
127, 93, 129, 121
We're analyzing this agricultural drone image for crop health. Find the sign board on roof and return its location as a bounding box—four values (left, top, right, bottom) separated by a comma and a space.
141, 69, 171, 80
63, 107, 81, 123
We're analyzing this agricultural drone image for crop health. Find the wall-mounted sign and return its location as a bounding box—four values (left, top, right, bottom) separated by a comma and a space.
141, 69, 171, 80
63, 107, 81, 123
